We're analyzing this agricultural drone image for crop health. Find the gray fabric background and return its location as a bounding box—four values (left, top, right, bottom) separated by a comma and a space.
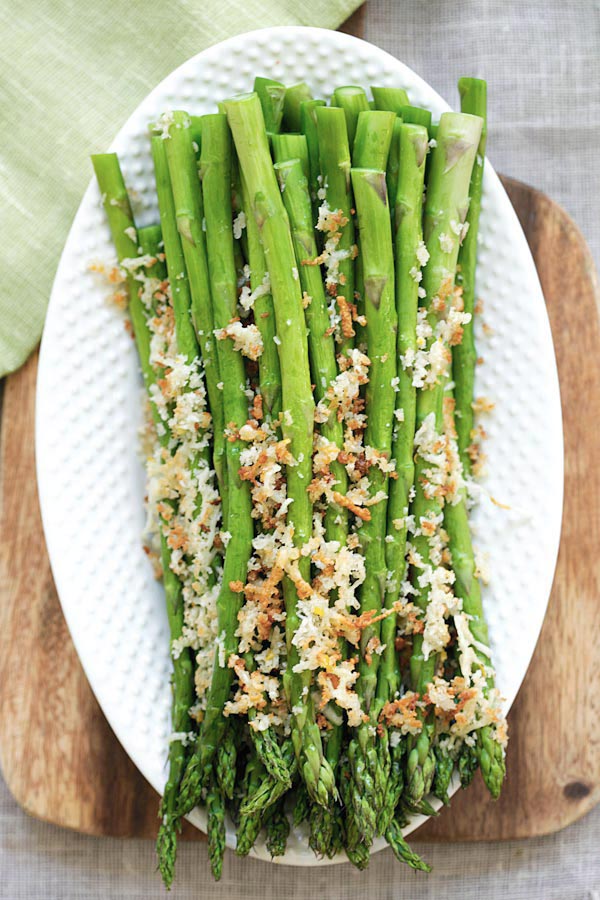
1, 0, 599, 896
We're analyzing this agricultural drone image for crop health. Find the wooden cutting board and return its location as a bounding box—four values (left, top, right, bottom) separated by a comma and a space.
0, 9, 598, 837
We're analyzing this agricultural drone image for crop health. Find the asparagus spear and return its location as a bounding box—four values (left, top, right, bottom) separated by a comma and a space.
385, 118, 402, 230
91, 155, 196, 887
152, 124, 226, 515
351, 109, 395, 350
352, 110, 396, 169
351, 109, 395, 344
175, 113, 254, 813
225, 92, 334, 807
274, 154, 355, 839
386, 818, 431, 872
235, 752, 265, 856
403, 112, 482, 808
381, 123, 428, 700
300, 99, 326, 209
282, 81, 313, 132
271, 133, 310, 182
148, 140, 203, 366
254, 76, 286, 133
339, 758, 369, 869
216, 721, 238, 799
207, 781, 226, 880
150, 137, 216, 825
231, 153, 249, 274
345, 167, 398, 844
273, 155, 349, 541
443, 415, 506, 797
315, 105, 356, 359
239, 170, 282, 420
454, 77, 487, 475
206, 112, 292, 787
442, 81, 504, 799
264, 797, 291, 857
432, 741, 454, 804
379, 727, 405, 834
134, 227, 201, 889
371, 85, 409, 114
189, 115, 202, 148
272, 157, 346, 484
292, 784, 311, 826
332, 85, 370, 145
399, 105, 433, 133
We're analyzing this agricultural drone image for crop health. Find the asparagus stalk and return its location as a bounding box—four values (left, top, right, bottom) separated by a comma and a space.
371, 85, 409, 114
216, 721, 238, 799
351, 110, 395, 348
292, 784, 311, 826
264, 797, 291, 857
454, 77, 487, 474
148, 139, 203, 365
175, 113, 254, 813
231, 154, 249, 274
254, 76, 286, 133
315, 105, 356, 359
300, 99, 326, 209
239, 170, 281, 420
385, 118, 402, 230
207, 781, 226, 880
206, 113, 292, 788
332, 85, 370, 145
386, 818, 431, 872
189, 115, 202, 148
399, 105, 433, 133
152, 123, 226, 515
225, 92, 334, 807
135, 227, 199, 889
403, 112, 482, 808
345, 167, 398, 844
444, 417, 506, 797
235, 752, 265, 856
237, 742, 295, 836
381, 123, 428, 697
432, 741, 454, 805
274, 155, 351, 832
352, 110, 396, 169
339, 758, 369, 869
379, 726, 405, 834
282, 82, 313, 132
273, 157, 347, 506
91, 155, 197, 887
442, 83, 504, 797
271, 132, 310, 182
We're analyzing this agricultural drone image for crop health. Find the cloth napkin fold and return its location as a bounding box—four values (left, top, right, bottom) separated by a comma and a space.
0, 0, 361, 379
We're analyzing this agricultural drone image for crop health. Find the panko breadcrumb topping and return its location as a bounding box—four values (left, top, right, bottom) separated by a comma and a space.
99, 221, 504, 757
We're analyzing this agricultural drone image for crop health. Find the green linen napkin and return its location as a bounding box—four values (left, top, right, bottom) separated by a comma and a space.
0, 0, 361, 378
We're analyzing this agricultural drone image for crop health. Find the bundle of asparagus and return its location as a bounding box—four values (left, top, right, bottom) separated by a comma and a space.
92, 74, 506, 889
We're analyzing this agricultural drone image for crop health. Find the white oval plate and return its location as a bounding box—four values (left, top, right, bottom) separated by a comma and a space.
36, 26, 563, 865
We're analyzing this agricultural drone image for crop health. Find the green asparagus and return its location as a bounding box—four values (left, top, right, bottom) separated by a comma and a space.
454, 77, 487, 475
282, 82, 313, 132
404, 112, 482, 808
346, 167, 398, 844
225, 91, 334, 807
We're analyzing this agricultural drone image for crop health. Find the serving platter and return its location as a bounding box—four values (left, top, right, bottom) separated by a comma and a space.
35, 26, 563, 864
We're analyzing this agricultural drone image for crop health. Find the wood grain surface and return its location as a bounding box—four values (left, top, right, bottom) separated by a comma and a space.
0, 11, 598, 836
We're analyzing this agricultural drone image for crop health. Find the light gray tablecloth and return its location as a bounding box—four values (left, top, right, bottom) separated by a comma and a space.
1, 1, 599, 897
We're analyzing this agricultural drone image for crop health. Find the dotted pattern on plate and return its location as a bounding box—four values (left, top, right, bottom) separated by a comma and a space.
36, 27, 563, 866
